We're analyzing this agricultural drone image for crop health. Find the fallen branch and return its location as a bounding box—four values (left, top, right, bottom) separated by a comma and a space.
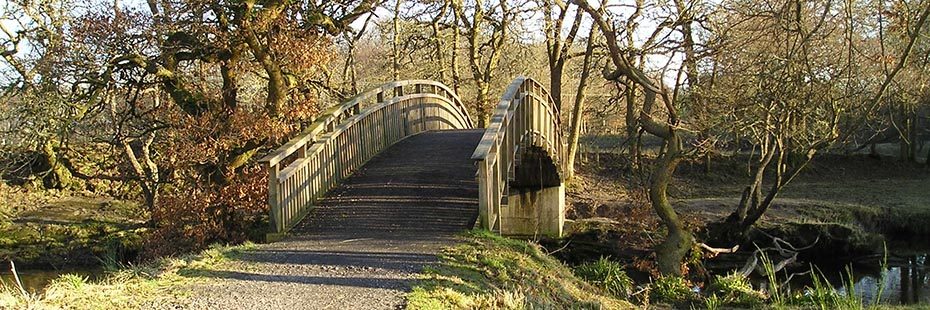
698, 243, 739, 258
738, 235, 820, 277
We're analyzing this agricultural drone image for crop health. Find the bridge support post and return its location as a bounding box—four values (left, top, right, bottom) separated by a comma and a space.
499, 183, 564, 237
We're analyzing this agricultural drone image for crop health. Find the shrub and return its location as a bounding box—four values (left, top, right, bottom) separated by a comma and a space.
574, 257, 634, 299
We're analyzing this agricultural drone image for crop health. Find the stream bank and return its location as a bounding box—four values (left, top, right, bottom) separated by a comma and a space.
546, 152, 930, 306
0, 189, 145, 292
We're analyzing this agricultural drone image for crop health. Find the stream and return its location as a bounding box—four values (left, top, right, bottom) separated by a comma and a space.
838, 254, 929, 305
0, 266, 104, 293
744, 253, 930, 305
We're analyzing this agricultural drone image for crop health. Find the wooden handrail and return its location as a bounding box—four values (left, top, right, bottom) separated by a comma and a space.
274, 93, 470, 182
261, 80, 471, 167
260, 80, 473, 236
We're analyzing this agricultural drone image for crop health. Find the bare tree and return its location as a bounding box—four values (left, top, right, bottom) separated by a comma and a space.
565, 19, 599, 180
453, 0, 519, 126
576, 0, 696, 275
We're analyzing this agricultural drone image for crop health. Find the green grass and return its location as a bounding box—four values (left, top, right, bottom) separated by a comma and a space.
649, 276, 695, 305
573, 257, 634, 299
407, 230, 634, 309
705, 273, 765, 308
0, 242, 255, 309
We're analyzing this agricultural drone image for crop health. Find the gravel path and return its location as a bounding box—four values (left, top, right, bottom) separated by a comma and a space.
181, 130, 482, 310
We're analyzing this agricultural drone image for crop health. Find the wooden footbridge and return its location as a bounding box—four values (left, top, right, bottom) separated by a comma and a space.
259, 77, 565, 240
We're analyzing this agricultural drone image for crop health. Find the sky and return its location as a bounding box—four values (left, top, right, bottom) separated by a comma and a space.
347, 0, 687, 85
1, 0, 688, 86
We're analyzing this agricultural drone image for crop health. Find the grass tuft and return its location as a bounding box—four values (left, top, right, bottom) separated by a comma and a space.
649, 276, 695, 304
573, 257, 634, 299
704, 273, 765, 308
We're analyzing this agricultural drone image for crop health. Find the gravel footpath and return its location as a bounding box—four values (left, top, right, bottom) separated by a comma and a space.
179, 130, 483, 310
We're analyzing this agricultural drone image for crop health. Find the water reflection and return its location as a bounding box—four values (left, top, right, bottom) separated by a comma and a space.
842, 254, 929, 305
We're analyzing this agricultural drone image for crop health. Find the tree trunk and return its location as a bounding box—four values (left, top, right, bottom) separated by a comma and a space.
242, 29, 287, 115
219, 48, 240, 111
900, 107, 913, 161
122, 138, 158, 213
909, 111, 918, 161
550, 62, 564, 111
566, 27, 597, 180
576, 0, 694, 275
430, 2, 449, 83
392, 0, 402, 80
651, 132, 694, 275
476, 81, 490, 127
925, 142, 930, 166
41, 139, 72, 189
624, 82, 639, 166
451, 12, 461, 94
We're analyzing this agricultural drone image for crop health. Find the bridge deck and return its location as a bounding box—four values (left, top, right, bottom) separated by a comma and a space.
293, 129, 481, 237
187, 130, 483, 309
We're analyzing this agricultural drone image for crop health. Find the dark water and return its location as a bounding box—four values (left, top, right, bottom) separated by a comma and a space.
747, 253, 930, 305
838, 254, 929, 305
0, 267, 104, 293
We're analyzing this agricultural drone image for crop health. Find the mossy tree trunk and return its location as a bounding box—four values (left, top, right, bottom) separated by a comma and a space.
578, 0, 694, 275
41, 139, 73, 189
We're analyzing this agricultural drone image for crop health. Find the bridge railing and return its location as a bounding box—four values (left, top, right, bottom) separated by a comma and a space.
260, 80, 473, 235
471, 77, 562, 232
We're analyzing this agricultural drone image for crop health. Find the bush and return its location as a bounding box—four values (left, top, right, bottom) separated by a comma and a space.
142, 165, 269, 259
705, 273, 765, 307
574, 257, 634, 298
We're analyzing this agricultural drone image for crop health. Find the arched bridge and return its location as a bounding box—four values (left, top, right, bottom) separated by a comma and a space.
259, 77, 565, 241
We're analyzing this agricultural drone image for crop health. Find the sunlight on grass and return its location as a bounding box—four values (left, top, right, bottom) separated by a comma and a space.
0, 242, 255, 309
407, 230, 634, 310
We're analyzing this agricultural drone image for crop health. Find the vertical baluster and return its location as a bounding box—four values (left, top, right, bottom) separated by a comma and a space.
340, 132, 346, 180
491, 154, 503, 232
267, 163, 281, 233
284, 176, 291, 229
312, 152, 319, 198
477, 160, 489, 229
360, 118, 366, 164
420, 97, 427, 132
350, 124, 357, 170
308, 155, 315, 205
340, 132, 347, 179
325, 142, 332, 189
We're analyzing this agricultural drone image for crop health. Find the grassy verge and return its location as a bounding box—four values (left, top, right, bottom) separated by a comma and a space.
407, 230, 634, 309
0, 242, 254, 309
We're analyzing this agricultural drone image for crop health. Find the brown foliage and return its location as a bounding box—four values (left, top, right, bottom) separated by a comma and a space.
139, 100, 319, 258
143, 166, 268, 259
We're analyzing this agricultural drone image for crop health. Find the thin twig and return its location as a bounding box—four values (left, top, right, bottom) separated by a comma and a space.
546, 239, 572, 255
10, 261, 28, 297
